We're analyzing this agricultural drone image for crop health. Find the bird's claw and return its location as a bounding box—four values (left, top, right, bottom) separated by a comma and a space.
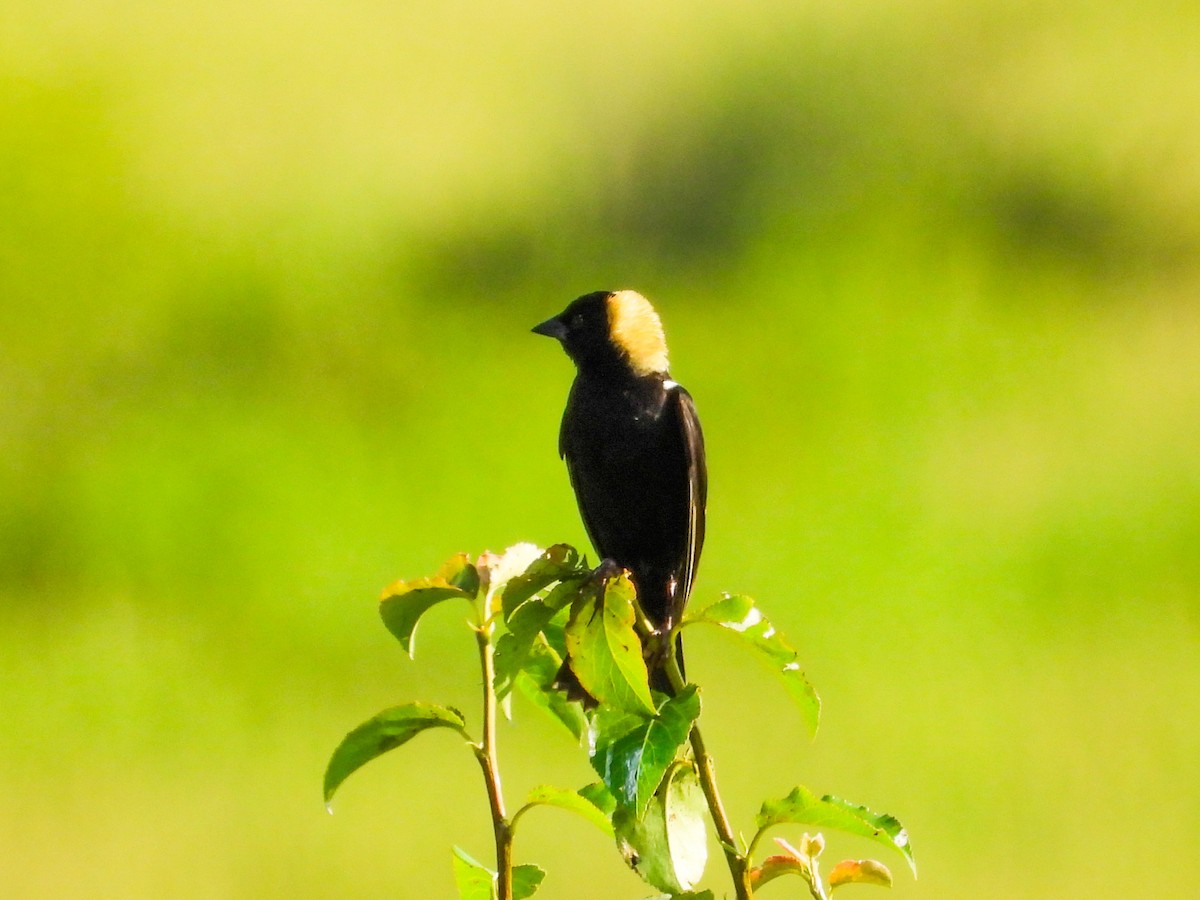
590, 558, 624, 584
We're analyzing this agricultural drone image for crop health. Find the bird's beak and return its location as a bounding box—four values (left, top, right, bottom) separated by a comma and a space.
531, 316, 568, 341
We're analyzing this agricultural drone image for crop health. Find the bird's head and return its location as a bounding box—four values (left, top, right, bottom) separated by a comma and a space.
532, 290, 670, 376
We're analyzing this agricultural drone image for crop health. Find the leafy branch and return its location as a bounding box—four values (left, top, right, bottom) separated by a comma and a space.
324, 544, 917, 898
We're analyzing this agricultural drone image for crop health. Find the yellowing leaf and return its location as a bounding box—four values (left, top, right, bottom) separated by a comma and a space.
565, 574, 656, 716
379, 553, 480, 656
749, 854, 809, 890
829, 859, 893, 890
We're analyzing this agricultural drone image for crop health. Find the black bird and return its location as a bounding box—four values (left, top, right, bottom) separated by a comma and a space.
533, 290, 706, 691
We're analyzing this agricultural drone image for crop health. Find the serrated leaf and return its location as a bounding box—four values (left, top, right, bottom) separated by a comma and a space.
566, 574, 656, 716
513, 638, 587, 740
482, 543, 545, 589
755, 787, 916, 876
750, 835, 825, 891
324, 703, 468, 803
494, 579, 586, 699
829, 859, 893, 890
614, 764, 708, 893
512, 864, 545, 899
493, 633, 528, 700
452, 846, 495, 900
511, 578, 583, 637
379, 553, 480, 656
749, 855, 810, 890
541, 619, 569, 661
579, 781, 618, 817
685, 594, 820, 734
451, 849, 543, 900
501, 544, 586, 618
589, 686, 701, 814
685, 592, 755, 624
522, 785, 615, 836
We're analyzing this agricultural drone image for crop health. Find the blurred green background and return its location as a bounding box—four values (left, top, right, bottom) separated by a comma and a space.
3, 1, 1198, 897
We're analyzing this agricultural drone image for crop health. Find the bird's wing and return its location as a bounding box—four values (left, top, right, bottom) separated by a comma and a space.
562, 451, 606, 564
670, 383, 707, 614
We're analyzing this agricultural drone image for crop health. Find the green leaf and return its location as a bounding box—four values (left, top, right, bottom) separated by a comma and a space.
513, 638, 588, 740
451, 847, 495, 900
541, 619, 568, 661
493, 633, 529, 700
754, 787, 916, 877
614, 763, 708, 893
685, 593, 820, 735
510, 578, 582, 637
565, 574, 656, 716
520, 785, 615, 837
589, 686, 701, 815
578, 781, 618, 818
379, 553, 480, 656
451, 854, 494, 898
685, 592, 754, 625
512, 864, 545, 899
829, 859, 893, 891
324, 703, 468, 804
451, 850, 543, 900
494, 579, 585, 699
501, 543, 586, 618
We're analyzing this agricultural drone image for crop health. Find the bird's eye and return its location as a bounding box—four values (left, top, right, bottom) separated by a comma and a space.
570, 312, 586, 329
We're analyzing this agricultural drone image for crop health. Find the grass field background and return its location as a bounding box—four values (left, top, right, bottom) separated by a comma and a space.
3, 2, 1198, 897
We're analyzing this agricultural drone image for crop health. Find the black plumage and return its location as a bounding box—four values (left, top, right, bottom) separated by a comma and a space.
533, 290, 707, 688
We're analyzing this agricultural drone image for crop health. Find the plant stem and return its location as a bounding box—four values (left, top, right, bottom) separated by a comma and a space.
475, 618, 513, 900
665, 654, 754, 899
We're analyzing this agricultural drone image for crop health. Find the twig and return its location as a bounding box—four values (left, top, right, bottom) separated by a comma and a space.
474, 616, 513, 900
665, 653, 754, 899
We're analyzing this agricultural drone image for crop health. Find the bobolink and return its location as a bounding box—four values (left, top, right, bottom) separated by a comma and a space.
533, 290, 707, 690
